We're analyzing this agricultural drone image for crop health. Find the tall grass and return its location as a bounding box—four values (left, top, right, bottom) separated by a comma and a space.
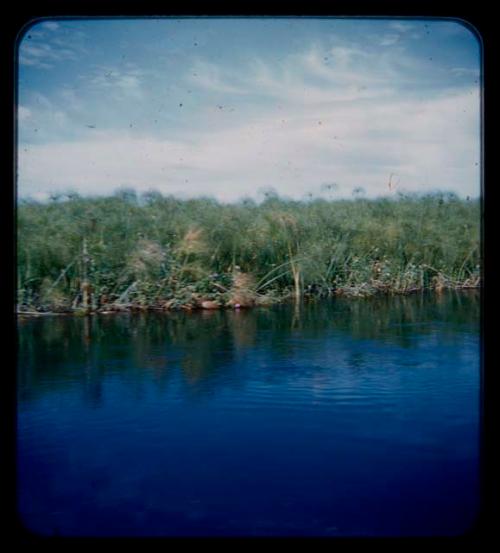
16, 190, 481, 312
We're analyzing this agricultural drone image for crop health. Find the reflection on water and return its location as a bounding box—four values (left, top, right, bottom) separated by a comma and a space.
17, 291, 480, 536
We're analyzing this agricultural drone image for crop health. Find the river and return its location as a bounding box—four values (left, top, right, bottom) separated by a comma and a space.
17, 290, 481, 536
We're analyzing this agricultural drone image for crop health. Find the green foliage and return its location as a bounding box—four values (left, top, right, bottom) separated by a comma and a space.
17, 191, 481, 311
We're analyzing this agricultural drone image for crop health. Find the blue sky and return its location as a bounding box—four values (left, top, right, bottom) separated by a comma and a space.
17, 17, 481, 202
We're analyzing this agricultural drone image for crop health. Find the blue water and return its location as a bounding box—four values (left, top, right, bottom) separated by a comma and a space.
17, 291, 480, 536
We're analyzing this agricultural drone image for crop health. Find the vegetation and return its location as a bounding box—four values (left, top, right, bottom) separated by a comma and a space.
16, 190, 481, 314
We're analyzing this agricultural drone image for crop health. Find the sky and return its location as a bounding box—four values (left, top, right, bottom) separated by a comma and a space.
17, 17, 481, 203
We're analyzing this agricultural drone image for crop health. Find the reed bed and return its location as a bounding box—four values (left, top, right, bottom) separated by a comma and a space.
16, 190, 481, 313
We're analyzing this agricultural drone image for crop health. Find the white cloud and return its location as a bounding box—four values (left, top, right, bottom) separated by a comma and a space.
18, 86, 480, 202
188, 60, 248, 94
379, 34, 400, 47
450, 67, 479, 77
41, 21, 60, 31
189, 47, 398, 108
19, 41, 79, 68
388, 21, 418, 33
18, 34, 480, 202
84, 66, 145, 99
19, 23, 87, 69
18, 106, 32, 122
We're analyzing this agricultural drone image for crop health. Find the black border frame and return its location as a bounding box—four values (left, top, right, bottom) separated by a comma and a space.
3, 2, 496, 546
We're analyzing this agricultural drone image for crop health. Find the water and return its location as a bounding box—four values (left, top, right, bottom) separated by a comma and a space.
17, 291, 481, 537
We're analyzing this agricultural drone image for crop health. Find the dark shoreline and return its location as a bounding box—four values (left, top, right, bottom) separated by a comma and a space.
16, 284, 481, 318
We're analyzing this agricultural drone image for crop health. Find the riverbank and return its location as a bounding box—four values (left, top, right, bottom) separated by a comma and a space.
17, 191, 480, 315
16, 280, 481, 318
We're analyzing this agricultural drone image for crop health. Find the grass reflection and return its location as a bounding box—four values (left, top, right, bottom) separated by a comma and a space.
17, 290, 479, 404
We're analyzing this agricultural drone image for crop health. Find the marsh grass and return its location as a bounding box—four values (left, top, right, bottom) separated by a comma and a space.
16, 191, 480, 312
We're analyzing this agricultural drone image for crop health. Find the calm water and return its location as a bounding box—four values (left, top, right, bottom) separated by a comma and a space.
17, 291, 481, 537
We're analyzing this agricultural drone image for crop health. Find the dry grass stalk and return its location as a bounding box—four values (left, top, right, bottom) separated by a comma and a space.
177, 227, 205, 255
227, 268, 257, 307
